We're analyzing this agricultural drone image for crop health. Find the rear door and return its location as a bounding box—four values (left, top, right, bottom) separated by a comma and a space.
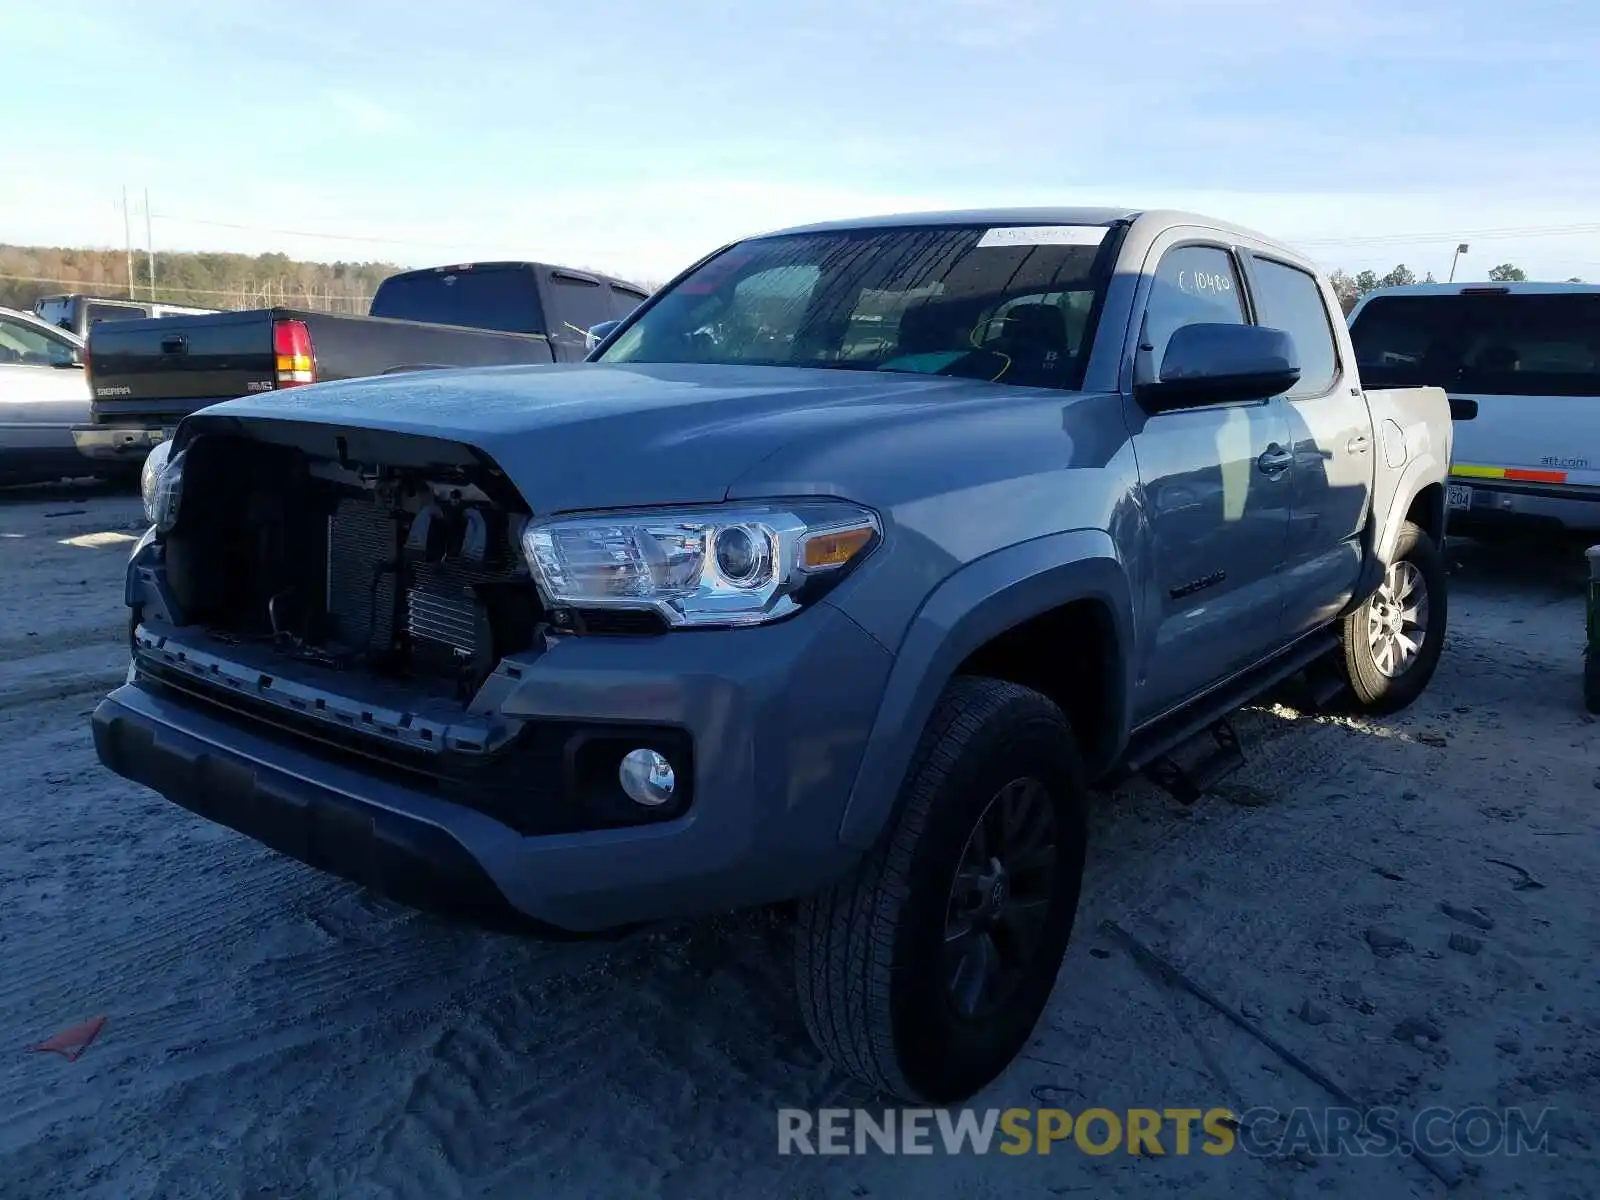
1348, 290, 1600, 504
1245, 253, 1373, 637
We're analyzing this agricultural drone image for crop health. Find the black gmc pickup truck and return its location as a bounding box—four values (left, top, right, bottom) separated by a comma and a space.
74, 261, 648, 471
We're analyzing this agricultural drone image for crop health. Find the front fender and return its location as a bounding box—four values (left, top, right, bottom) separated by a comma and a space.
834, 528, 1134, 850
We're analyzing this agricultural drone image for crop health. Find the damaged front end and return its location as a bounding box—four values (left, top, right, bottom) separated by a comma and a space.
139, 420, 542, 700
125, 417, 691, 836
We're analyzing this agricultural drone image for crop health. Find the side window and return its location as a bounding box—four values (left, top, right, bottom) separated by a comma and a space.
548, 272, 614, 333
1143, 245, 1246, 369
609, 286, 648, 320
0, 317, 77, 366
1249, 257, 1339, 396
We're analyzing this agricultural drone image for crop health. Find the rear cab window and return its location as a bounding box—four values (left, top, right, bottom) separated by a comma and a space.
34, 298, 71, 329
1349, 291, 1600, 397
369, 266, 546, 334
86, 303, 150, 328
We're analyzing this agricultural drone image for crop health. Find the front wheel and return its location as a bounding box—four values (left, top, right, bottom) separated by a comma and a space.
794, 676, 1087, 1104
1336, 520, 1448, 715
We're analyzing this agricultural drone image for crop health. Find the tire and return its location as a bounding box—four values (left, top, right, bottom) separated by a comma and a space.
794, 676, 1088, 1104
1584, 652, 1600, 715
1336, 520, 1448, 715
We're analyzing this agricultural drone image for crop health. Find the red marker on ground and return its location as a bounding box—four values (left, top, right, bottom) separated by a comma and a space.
31, 1015, 108, 1062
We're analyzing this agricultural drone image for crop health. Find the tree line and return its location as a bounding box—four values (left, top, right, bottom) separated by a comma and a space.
0, 241, 1584, 320
0, 243, 403, 315
1327, 262, 1583, 313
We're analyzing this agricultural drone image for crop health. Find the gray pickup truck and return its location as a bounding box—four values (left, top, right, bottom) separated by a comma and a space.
92, 208, 1453, 1104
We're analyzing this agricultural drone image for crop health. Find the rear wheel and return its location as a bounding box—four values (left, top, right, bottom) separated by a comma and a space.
1336, 520, 1447, 715
1584, 652, 1600, 715
794, 676, 1087, 1103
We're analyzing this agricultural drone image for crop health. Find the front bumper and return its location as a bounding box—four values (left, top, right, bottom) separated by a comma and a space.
92, 602, 893, 933
72, 424, 171, 462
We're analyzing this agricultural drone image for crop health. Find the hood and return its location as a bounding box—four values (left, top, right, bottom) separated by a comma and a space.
194, 361, 1011, 513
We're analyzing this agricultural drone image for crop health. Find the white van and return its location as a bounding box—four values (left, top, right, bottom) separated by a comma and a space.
1348, 282, 1600, 537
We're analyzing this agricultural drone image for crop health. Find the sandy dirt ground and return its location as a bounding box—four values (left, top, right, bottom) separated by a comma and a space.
0, 483, 1595, 1200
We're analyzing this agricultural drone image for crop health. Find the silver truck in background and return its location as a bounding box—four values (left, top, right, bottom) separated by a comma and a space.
96, 207, 1453, 1104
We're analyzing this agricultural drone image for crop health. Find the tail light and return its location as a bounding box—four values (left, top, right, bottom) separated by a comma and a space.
272, 319, 316, 388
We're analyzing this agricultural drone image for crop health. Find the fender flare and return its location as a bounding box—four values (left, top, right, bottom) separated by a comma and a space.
1377, 457, 1447, 563
835, 528, 1135, 850
1351, 457, 1449, 604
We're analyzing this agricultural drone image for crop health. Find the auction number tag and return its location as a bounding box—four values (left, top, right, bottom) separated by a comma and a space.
976, 226, 1108, 248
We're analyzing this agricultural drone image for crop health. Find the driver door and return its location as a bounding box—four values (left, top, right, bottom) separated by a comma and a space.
1124, 240, 1294, 725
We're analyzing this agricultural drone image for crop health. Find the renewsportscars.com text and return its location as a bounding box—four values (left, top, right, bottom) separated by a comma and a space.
777, 1106, 1558, 1158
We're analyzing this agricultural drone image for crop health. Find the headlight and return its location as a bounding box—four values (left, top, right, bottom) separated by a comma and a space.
520, 501, 880, 629
139, 440, 171, 521
140, 442, 184, 532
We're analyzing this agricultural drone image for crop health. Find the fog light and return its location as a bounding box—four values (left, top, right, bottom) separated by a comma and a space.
619, 748, 676, 807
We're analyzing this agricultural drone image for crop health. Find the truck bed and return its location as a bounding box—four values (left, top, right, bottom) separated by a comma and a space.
85, 307, 557, 427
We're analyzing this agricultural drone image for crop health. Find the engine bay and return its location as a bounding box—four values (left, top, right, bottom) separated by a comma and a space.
159, 431, 543, 701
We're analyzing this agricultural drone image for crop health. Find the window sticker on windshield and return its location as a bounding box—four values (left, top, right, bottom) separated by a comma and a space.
976, 226, 1107, 249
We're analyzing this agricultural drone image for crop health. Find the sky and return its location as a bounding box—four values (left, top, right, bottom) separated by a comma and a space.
3, 0, 1598, 291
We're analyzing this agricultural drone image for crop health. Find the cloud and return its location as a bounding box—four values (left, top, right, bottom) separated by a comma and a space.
324, 90, 407, 135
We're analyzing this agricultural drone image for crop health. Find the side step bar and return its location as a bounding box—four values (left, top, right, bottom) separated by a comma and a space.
1143, 719, 1245, 805
1115, 630, 1341, 802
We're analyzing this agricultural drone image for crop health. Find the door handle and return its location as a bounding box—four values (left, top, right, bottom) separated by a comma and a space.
1347, 434, 1371, 454
1257, 444, 1294, 475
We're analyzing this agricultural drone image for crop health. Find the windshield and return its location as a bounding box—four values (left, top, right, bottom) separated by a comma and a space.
598, 224, 1115, 390
1350, 292, 1600, 397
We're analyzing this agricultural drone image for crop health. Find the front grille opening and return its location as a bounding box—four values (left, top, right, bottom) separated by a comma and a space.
163, 430, 543, 699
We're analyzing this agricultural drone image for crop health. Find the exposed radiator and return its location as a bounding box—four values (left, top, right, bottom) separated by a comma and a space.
326, 499, 401, 652
324, 496, 530, 677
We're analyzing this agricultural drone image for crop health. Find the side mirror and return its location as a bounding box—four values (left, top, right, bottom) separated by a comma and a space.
1448, 397, 1478, 421
1138, 323, 1301, 411
585, 320, 621, 353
